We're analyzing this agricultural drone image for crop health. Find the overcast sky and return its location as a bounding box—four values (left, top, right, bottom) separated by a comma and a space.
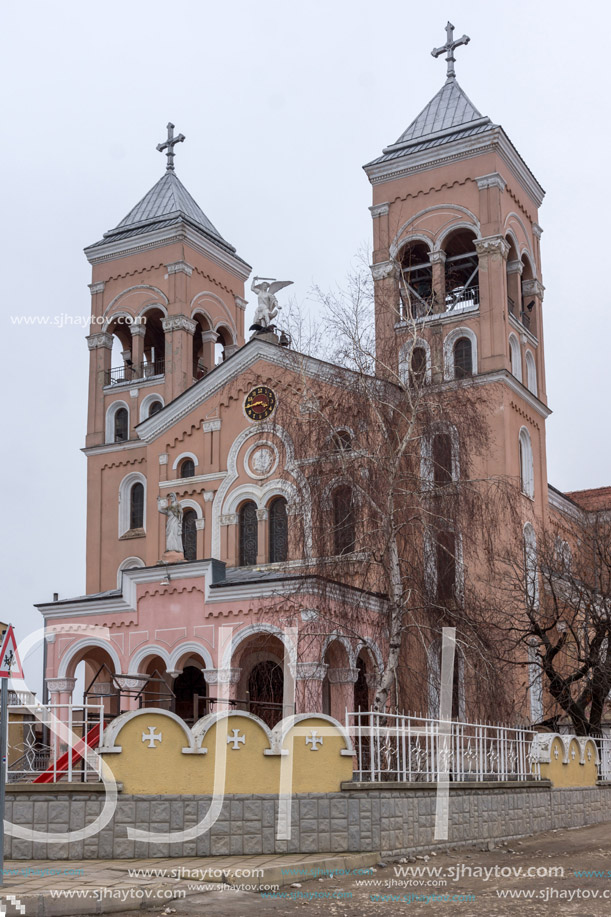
2, 0, 608, 689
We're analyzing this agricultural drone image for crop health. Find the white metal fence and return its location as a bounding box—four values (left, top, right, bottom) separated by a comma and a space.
7, 702, 105, 783
598, 737, 611, 781
346, 711, 540, 783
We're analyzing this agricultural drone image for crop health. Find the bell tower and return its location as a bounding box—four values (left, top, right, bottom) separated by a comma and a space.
84, 123, 251, 449
82, 125, 251, 593
364, 24, 550, 518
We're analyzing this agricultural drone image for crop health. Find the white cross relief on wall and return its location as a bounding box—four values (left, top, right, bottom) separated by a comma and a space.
227, 729, 246, 750
142, 726, 163, 748
306, 731, 323, 751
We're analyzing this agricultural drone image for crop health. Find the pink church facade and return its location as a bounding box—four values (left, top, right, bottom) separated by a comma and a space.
37, 46, 604, 730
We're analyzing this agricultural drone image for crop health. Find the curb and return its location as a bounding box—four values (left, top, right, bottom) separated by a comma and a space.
1, 852, 381, 916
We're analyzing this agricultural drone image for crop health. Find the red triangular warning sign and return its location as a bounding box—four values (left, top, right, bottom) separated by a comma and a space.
0, 626, 24, 679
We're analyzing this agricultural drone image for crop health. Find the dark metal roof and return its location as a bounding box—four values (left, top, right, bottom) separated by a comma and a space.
88, 171, 237, 254
365, 78, 495, 168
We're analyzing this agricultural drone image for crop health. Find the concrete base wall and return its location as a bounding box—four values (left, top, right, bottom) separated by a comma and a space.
6, 784, 611, 859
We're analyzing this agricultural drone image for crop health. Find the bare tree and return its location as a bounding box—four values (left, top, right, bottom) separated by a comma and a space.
490, 510, 611, 736
263, 259, 515, 717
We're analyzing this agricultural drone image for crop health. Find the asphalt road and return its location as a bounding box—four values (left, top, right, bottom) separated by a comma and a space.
105, 821, 611, 917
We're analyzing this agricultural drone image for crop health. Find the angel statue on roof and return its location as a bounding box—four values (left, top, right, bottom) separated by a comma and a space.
250, 276, 293, 332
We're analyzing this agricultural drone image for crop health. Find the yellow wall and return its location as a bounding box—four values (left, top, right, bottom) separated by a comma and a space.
100, 711, 354, 795
537, 736, 598, 787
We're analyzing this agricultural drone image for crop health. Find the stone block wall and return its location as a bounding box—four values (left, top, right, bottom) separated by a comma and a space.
6, 784, 611, 859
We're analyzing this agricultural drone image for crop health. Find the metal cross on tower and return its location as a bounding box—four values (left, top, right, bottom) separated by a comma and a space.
431, 22, 470, 81
156, 122, 185, 172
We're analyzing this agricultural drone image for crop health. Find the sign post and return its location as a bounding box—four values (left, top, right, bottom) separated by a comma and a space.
0, 624, 23, 888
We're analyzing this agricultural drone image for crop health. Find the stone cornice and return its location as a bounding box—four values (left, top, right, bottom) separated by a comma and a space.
522, 279, 545, 299
81, 440, 145, 457
475, 172, 506, 191
87, 332, 113, 350
370, 260, 395, 281
295, 662, 328, 681
84, 222, 252, 282
369, 202, 390, 218
159, 471, 227, 489
162, 314, 197, 335
364, 126, 544, 210
474, 235, 511, 259
46, 677, 76, 694
166, 260, 193, 276
36, 559, 225, 618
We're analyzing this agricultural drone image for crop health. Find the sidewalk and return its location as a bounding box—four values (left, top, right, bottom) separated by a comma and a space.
0, 851, 380, 916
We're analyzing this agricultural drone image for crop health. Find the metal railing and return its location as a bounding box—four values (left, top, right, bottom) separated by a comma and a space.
104, 360, 165, 386
346, 711, 539, 783
7, 702, 105, 783
597, 737, 611, 781
445, 284, 479, 312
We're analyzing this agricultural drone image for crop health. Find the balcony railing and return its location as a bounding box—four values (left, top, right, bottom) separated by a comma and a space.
402, 285, 479, 321
445, 284, 479, 312
104, 360, 165, 386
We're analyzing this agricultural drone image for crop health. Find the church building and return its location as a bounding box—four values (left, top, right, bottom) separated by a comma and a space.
36, 25, 608, 730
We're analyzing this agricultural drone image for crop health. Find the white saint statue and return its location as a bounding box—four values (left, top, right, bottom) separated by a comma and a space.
158, 493, 183, 553
250, 277, 293, 330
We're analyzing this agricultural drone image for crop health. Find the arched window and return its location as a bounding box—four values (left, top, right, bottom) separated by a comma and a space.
509, 334, 522, 382
268, 497, 288, 563
129, 482, 144, 530
453, 337, 472, 378
148, 400, 163, 417
114, 407, 128, 443
436, 531, 456, 603
399, 241, 433, 319
182, 509, 197, 561
410, 347, 427, 387
519, 428, 535, 498
432, 433, 453, 485
180, 458, 195, 479
443, 229, 479, 310
331, 430, 352, 452
239, 501, 258, 566
525, 351, 537, 396
332, 485, 355, 555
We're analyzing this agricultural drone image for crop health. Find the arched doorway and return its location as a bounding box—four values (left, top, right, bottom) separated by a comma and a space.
140, 655, 173, 710
234, 633, 292, 728
247, 661, 284, 727
173, 666, 207, 723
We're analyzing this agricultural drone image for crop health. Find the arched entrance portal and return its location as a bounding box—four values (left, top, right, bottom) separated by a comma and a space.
235, 633, 293, 728
173, 666, 207, 723
247, 661, 284, 727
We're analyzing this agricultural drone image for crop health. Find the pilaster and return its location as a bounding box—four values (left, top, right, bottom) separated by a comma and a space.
86, 332, 113, 444
474, 235, 510, 372
162, 314, 197, 400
